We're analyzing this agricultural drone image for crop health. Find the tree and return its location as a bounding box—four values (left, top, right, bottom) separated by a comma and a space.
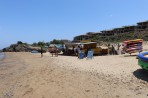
37, 41, 45, 47
50, 39, 64, 44
32, 42, 38, 46
17, 41, 23, 45
45, 42, 50, 47
2, 48, 6, 52
23, 43, 28, 46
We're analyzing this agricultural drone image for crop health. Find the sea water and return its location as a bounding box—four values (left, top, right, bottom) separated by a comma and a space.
0, 52, 5, 60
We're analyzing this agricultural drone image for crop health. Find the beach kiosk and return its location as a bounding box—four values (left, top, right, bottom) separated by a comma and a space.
63, 41, 102, 55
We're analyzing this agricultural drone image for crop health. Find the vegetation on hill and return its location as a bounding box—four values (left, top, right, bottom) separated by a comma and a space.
91, 31, 148, 42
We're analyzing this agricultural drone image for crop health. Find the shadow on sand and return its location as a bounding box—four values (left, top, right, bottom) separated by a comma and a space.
124, 54, 138, 57
133, 69, 148, 82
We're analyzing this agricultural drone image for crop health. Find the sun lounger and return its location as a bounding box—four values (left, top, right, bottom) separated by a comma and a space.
87, 50, 94, 59
78, 51, 85, 59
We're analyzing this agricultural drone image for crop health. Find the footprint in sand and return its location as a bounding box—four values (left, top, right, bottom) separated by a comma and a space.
24, 84, 30, 88
23, 88, 33, 96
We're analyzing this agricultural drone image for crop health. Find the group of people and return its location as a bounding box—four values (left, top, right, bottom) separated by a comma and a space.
49, 46, 59, 57
109, 43, 122, 55
40, 46, 59, 57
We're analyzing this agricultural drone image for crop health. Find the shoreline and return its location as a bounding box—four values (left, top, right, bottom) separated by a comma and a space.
0, 52, 5, 61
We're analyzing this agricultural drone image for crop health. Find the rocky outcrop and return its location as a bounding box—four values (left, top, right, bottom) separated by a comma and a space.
2, 44, 46, 52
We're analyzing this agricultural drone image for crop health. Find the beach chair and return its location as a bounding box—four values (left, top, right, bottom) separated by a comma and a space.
78, 51, 85, 59
87, 50, 94, 59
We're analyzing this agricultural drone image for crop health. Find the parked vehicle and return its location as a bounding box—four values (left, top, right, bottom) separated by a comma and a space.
31, 50, 39, 53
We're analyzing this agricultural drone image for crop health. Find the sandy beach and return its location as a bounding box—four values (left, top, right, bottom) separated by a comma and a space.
0, 51, 148, 98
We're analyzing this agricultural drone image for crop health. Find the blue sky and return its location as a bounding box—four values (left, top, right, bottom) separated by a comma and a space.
0, 0, 148, 49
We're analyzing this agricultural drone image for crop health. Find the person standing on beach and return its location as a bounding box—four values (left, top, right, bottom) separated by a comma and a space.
41, 47, 43, 57
77, 45, 81, 58
55, 46, 59, 57
111, 45, 115, 55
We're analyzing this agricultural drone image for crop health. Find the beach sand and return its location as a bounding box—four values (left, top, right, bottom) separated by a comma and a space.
0, 51, 148, 98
